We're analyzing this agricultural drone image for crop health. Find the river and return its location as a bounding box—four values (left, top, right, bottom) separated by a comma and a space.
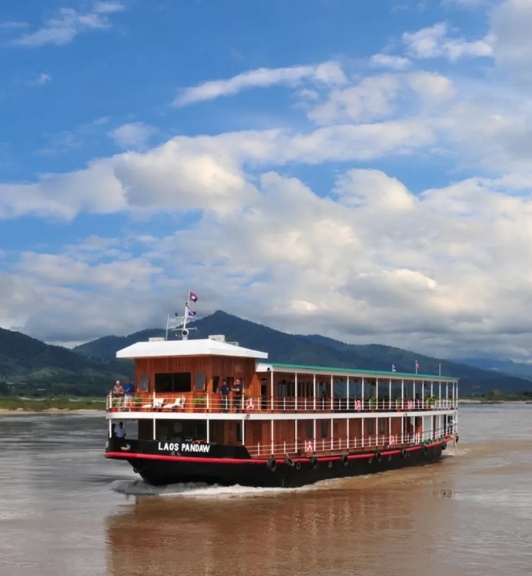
0, 406, 530, 576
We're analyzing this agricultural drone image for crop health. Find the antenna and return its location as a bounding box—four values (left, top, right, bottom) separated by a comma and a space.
165, 291, 198, 341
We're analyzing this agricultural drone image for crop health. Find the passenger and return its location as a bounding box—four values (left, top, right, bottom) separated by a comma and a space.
111, 423, 116, 438
112, 380, 125, 410
233, 379, 243, 412
116, 421, 126, 439
220, 379, 230, 413
123, 379, 134, 407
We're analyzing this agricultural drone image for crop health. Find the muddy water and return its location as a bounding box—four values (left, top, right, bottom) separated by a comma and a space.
0, 406, 531, 576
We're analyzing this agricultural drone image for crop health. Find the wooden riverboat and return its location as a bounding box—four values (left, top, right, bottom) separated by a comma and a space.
105, 299, 458, 488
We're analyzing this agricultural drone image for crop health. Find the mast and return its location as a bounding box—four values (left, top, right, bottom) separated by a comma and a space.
165, 291, 198, 341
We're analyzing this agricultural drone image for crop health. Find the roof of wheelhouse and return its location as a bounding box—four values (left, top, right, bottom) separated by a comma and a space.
116, 338, 268, 360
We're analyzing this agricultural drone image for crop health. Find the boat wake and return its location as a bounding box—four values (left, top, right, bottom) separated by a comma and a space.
110, 479, 308, 498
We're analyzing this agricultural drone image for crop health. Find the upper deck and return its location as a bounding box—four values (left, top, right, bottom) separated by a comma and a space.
107, 335, 458, 417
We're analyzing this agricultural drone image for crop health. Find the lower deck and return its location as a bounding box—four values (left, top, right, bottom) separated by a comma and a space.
108, 412, 456, 459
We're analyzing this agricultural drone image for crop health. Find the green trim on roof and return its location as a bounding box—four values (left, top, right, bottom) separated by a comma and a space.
264, 361, 458, 381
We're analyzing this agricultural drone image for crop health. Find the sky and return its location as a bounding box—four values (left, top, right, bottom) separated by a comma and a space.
1, 0, 532, 360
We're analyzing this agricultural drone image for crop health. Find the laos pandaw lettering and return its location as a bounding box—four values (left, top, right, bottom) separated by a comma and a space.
158, 442, 211, 453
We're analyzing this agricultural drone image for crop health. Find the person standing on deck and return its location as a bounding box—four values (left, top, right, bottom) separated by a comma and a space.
112, 380, 125, 410
123, 379, 134, 407
116, 422, 126, 439
233, 379, 243, 412
220, 380, 230, 413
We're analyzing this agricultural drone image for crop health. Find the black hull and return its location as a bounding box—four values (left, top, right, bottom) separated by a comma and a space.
106, 440, 449, 488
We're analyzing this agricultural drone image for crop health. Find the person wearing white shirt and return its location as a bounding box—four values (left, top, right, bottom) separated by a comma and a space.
116, 422, 126, 439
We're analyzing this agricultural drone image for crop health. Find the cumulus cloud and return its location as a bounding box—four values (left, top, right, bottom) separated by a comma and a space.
172, 61, 347, 106
108, 122, 156, 149
10, 3, 125, 47
403, 22, 493, 61
26, 73, 51, 86
369, 54, 411, 70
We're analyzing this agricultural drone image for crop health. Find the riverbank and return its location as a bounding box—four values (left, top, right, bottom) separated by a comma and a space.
0, 397, 105, 413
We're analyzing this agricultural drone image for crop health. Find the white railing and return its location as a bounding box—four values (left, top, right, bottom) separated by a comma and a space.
106, 394, 456, 414
246, 425, 456, 457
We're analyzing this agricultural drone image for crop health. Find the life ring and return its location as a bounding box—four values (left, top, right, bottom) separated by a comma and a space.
355, 399, 362, 412
295, 461, 302, 470
375, 451, 382, 462
310, 457, 318, 469
245, 398, 254, 413
341, 454, 349, 467
267, 458, 277, 472
305, 440, 313, 453
285, 456, 295, 467
401, 448, 407, 458
368, 457, 373, 464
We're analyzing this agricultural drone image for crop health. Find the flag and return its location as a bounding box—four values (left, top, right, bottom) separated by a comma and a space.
189, 291, 198, 303
392, 364, 396, 372
415, 360, 420, 371
186, 307, 196, 319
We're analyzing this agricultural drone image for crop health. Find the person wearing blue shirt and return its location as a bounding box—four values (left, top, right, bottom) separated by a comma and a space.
220, 380, 230, 413
123, 379, 134, 407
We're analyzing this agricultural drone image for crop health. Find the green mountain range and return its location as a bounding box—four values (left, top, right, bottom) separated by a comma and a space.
0, 327, 132, 396
74, 310, 532, 396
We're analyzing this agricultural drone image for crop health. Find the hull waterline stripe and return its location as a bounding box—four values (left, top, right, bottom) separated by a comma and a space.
105, 439, 448, 465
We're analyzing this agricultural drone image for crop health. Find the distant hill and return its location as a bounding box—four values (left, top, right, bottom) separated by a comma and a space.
452, 357, 532, 381
73, 310, 532, 395
0, 327, 132, 396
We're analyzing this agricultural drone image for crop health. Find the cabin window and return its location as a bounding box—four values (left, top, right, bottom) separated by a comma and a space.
139, 374, 149, 392
367, 419, 374, 435
155, 372, 191, 393
195, 372, 206, 392
236, 423, 242, 442
306, 421, 313, 439
321, 420, 328, 438
379, 419, 385, 435
213, 376, 220, 393
318, 381, 328, 396
277, 380, 287, 397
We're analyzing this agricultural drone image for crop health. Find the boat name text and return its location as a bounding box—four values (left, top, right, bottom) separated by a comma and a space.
158, 442, 210, 453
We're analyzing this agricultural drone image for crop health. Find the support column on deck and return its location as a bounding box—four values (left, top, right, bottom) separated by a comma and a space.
346, 376, 350, 411
313, 419, 316, 451
330, 417, 334, 450
270, 420, 274, 454
295, 372, 298, 411
401, 379, 404, 409
153, 418, 156, 440
330, 375, 333, 411
270, 370, 274, 411
361, 377, 365, 410
313, 374, 316, 411
206, 419, 210, 443
388, 378, 392, 410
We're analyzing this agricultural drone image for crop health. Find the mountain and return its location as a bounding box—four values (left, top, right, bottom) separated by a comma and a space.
452, 357, 532, 381
74, 310, 532, 395
0, 327, 133, 396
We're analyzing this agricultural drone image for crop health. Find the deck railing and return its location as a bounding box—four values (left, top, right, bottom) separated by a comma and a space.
106, 393, 456, 414
246, 426, 456, 458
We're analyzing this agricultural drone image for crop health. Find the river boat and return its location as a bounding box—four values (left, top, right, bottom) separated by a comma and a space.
105, 295, 459, 488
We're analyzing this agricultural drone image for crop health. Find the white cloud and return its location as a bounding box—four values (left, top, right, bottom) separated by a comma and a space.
26, 73, 51, 86
10, 3, 125, 47
307, 71, 454, 125
172, 61, 347, 107
403, 22, 493, 61
489, 0, 532, 80
369, 54, 411, 70
108, 122, 156, 149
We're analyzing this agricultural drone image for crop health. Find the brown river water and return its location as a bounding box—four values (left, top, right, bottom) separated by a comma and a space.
0, 406, 531, 576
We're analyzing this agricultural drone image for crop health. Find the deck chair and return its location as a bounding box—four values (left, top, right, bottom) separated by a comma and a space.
163, 397, 186, 411
142, 398, 165, 410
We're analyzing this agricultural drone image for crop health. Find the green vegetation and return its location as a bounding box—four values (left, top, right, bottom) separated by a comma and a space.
0, 396, 106, 411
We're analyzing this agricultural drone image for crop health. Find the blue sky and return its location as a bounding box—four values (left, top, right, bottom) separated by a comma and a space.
1, 0, 532, 360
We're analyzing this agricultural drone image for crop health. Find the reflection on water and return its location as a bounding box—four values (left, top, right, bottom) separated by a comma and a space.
0, 407, 531, 576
